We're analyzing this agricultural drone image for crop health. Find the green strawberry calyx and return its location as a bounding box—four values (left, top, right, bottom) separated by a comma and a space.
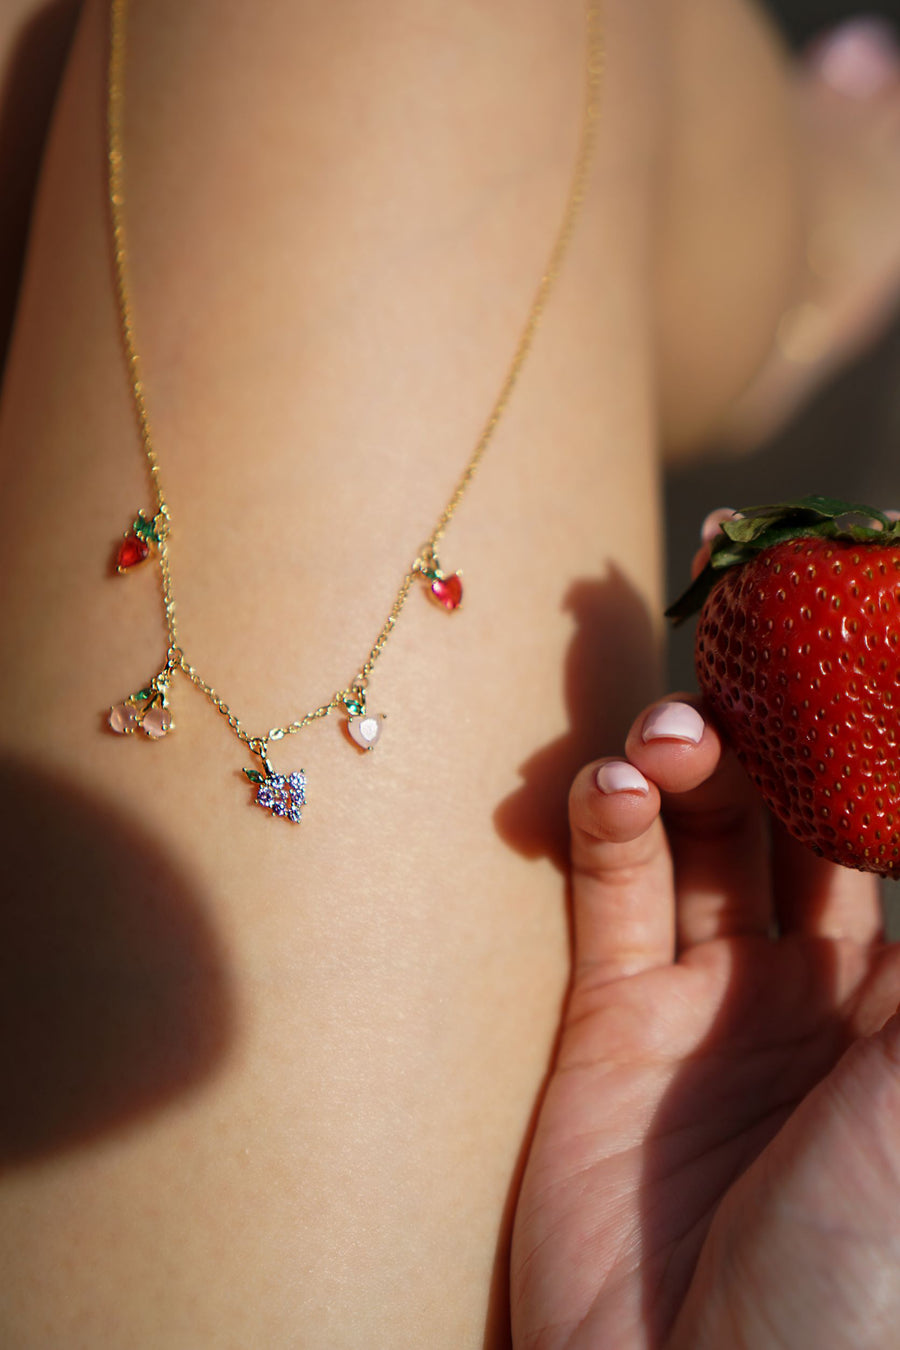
666, 495, 900, 627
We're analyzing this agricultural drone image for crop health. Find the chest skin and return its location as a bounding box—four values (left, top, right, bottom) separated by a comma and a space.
0, 1, 665, 1345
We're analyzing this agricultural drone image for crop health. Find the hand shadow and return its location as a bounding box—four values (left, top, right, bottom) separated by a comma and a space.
0, 753, 233, 1165
494, 566, 659, 872
486, 566, 659, 1349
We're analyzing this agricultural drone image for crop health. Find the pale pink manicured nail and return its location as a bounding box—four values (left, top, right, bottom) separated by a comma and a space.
641, 702, 705, 745
886, 510, 900, 522
700, 508, 740, 544
595, 761, 650, 795
809, 18, 900, 99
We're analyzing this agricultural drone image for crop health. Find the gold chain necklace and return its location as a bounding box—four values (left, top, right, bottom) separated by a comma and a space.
105, 0, 603, 823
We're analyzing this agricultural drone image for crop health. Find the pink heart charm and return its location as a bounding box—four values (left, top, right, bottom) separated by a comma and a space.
108, 702, 139, 734
348, 714, 383, 750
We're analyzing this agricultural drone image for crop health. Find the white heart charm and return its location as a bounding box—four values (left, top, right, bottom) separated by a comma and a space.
348, 714, 383, 750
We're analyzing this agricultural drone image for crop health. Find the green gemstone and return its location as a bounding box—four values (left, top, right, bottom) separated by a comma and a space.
243, 769, 264, 784
133, 514, 160, 544
344, 700, 363, 717
134, 687, 152, 702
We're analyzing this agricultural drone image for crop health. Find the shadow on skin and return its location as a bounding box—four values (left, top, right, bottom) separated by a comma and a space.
487, 567, 657, 1349
494, 566, 659, 872
0, 753, 233, 1163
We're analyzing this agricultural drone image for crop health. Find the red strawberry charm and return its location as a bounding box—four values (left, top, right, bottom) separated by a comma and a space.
429, 572, 463, 611
416, 554, 463, 611
116, 534, 150, 570
667, 496, 900, 878
114, 508, 165, 573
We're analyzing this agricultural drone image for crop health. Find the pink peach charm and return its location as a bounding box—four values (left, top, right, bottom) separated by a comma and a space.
141, 705, 173, 739
108, 702, 139, 734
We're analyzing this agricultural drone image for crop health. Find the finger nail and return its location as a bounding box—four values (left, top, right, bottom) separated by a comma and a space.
641, 702, 705, 745
595, 761, 650, 795
808, 18, 900, 99
700, 508, 740, 544
886, 509, 900, 522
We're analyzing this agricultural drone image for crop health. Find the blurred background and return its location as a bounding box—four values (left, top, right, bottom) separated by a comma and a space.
667, 0, 900, 688
776, 0, 900, 40
667, 0, 900, 912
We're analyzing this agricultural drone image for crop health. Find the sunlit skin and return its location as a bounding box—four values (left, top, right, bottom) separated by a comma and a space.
1, 0, 900, 1344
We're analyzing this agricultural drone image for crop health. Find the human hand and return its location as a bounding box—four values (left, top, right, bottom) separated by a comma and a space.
511, 696, 900, 1349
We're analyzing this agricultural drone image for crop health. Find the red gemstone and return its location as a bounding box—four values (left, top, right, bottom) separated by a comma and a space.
430, 573, 463, 610
116, 534, 150, 571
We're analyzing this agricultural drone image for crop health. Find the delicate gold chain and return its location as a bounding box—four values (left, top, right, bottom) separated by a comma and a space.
107, 0, 603, 763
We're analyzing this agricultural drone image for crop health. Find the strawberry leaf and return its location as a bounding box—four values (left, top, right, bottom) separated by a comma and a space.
667, 495, 900, 625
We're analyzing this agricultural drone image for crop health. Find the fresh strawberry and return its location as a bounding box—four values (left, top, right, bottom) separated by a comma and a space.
667, 496, 900, 877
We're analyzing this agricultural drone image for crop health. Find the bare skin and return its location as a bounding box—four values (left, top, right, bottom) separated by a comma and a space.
0, 0, 896, 1345
512, 696, 900, 1348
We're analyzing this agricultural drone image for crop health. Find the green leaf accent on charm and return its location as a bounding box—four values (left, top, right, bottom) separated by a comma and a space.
134, 687, 152, 702
344, 700, 363, 717
666, 495, 900, 626
243, 769, 264, 784
132, 512, 161, 544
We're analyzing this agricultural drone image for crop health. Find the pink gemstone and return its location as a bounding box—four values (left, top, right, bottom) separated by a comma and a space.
348, 714, 382, 750
141, 705, 172, 739
429, 573, 463, 611
116, 535, 150, 571
108, 702, 138, 734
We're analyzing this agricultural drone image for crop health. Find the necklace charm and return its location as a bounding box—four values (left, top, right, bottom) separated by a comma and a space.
347, 711, 385, 750
342, 690, 385, 751
108, 670, 174, 738
417, 556, 463, 611
244, 767, 307, 823
114, 509, 167, 572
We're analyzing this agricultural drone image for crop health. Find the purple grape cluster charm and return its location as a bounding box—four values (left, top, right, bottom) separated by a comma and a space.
244, 767, 307, 823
